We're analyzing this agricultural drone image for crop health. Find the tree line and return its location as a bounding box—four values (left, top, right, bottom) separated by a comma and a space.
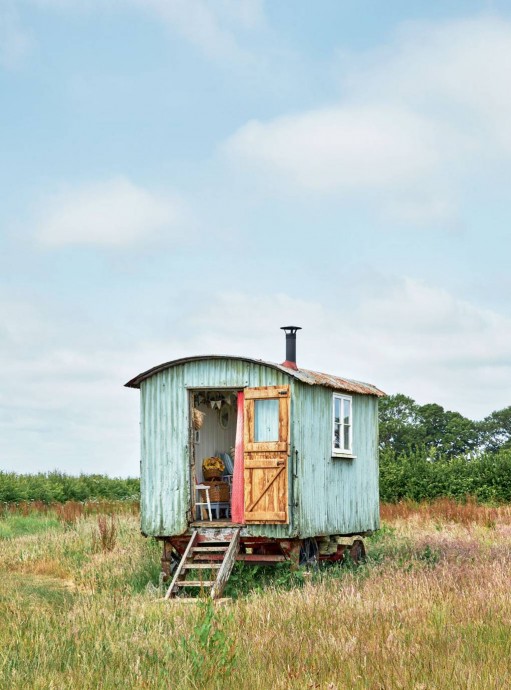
379, 394, 511, 458
379, 394, 511, 503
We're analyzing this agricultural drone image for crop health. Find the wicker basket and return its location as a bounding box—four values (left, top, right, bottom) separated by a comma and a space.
201, 480, 230, 502
203, 467, 222, 481
192, 407, 205, 430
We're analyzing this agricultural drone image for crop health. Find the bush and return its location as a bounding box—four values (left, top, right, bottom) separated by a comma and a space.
0, 471, 139, 504
380, 447, 511, 503
4, 447, 511, 508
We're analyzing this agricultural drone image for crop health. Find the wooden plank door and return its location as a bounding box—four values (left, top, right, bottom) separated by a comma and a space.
243, 385, 290, 523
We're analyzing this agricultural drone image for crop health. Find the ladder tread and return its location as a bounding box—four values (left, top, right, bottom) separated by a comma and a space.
192, 546, 228, 552
182, 563, 221, 569
171, 597, 232, 604
176, 580, 216, 587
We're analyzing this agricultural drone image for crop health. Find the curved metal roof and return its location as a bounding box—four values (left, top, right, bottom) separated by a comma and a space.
125, 355, 385, 397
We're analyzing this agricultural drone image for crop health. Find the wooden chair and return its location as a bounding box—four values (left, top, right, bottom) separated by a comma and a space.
195, 483, 212, 521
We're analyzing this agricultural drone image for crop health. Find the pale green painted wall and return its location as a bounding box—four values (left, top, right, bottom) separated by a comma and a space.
138, 358, 379, 538
292, 382, 380, 538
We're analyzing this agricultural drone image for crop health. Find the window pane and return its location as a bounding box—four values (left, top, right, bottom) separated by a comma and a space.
334, 423, 341, 449
254, 399, 279, 442
343, 398, 351, 426
334, 397, 341, 424
343, 424, 350, 451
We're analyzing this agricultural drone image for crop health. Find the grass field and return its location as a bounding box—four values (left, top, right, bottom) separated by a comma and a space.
2, 501, 511, 689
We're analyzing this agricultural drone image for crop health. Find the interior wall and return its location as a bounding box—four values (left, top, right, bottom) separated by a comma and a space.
194, 400, 237, 482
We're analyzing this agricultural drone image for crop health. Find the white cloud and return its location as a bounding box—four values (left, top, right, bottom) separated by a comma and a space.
0, 298, 136, 474
26, 0, 95, 8
34, 176, 190, 247
382, 196, 459, 226
2, 277, 511, 474
344, 17, 511, 151
223, 15, 511, 222
134, 0, 264, 61
0, 4, 31, 69
226, 104, 446, 193
185, 281, 511, 420
23, 0, 264, 62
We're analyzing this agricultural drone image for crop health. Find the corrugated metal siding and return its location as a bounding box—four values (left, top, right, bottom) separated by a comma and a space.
140, 358, 295, 538
139, 357, 379, 539
292, 383, 380, 537
140, 367, 189, 536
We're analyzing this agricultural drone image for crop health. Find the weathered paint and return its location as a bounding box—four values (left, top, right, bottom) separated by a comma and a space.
137, 356, 380, 539
292, 381, 380, 537
139, 358, 292, 538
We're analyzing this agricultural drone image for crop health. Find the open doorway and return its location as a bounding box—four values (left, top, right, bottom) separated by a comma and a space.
190, 389, 239, 524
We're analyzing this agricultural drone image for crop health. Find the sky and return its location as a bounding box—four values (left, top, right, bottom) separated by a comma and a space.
1, 0, 511, 476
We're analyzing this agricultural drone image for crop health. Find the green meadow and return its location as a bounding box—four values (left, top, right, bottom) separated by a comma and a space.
2, 500, 511, 689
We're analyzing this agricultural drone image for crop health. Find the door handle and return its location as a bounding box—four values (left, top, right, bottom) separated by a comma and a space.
276, 460, 285, 466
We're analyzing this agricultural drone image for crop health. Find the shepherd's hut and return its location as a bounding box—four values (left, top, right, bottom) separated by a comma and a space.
125, 327, 384, 599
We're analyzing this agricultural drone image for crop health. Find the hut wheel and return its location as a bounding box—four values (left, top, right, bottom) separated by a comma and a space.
349, 539, 366, 565
299, 538, 319, 569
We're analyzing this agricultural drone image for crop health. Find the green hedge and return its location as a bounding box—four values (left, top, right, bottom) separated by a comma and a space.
4, 449, 511, 505
380, 447, 511, 503
0, 471, 140, 503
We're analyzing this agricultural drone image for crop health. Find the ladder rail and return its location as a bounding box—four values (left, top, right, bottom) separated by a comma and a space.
164, 530, 198, 600
211, 528, 241, 600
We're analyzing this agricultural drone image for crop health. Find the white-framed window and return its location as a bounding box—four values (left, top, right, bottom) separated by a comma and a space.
332, 394, 352, 455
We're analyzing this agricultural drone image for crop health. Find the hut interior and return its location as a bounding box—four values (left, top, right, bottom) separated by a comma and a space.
191, 389, 239, 523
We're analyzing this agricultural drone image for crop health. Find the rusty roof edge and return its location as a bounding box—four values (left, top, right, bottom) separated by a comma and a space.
124, 355, 385, 397
294, 367, 386, 397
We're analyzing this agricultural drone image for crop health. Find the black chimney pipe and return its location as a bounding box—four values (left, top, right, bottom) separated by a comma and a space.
280, 326, 302, 370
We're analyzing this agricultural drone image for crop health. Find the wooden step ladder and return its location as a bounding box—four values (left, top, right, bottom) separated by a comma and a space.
164, 528, 241, 600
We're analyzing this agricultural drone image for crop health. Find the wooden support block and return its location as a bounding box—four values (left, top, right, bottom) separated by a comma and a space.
288, 541, 301, 572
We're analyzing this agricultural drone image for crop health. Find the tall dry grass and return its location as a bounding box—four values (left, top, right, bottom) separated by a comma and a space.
2, 503, 511, 688
92, 515, 117, 552
380, 496, 511, 526
1, 498, 139, 519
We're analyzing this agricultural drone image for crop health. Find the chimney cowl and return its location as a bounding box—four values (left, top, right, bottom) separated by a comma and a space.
280, 326, 301, 370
